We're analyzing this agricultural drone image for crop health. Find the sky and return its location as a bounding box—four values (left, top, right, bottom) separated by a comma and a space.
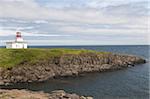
0, 0, 149, 45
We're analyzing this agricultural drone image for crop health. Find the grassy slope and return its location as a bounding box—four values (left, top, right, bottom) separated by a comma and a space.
0, 48, 109, 68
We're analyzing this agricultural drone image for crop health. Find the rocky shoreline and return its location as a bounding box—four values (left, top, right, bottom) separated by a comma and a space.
0, 52, 146, 85
0, 89, 92, 99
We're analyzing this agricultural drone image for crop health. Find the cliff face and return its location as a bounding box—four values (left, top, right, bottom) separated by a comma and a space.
0, 52, 146, 85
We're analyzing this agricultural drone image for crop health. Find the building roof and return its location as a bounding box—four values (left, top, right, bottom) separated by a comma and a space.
6, 41, 27, 44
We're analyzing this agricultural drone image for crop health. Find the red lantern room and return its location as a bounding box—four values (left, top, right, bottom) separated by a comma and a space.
15, 32, 23, 42
16, 32, 22, 38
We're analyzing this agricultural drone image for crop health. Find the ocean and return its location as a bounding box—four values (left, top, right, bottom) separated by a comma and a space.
0, 45, 149, 99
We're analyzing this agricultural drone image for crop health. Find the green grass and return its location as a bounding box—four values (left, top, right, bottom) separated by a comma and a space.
0, 48, 110, 68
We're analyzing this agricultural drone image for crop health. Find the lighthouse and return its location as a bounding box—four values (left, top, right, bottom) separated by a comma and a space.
6, 32, 28, 49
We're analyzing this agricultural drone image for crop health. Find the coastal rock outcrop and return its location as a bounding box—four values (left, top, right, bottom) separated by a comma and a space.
0, 52, 146, 85
0, 89, 92, 99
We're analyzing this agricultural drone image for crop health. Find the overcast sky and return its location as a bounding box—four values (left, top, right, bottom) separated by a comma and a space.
0, 0, 149, 45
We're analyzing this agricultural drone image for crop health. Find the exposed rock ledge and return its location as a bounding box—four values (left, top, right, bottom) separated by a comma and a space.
0, 52, 146, 85
0, 89, 92, 99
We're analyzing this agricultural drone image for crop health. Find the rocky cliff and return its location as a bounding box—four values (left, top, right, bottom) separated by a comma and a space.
0, 49, 146, 85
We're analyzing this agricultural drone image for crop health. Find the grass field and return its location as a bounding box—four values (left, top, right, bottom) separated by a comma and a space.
0, 48, 109, 68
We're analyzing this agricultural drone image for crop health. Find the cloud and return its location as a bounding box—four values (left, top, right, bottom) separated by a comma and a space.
0, 26, 34, 30
0, 29, 71, 37
0, 0, 148, 24
34, 20, 48, 24
59, 26, 147, 34
0, 0, 149, 45
102, 1, 148, 17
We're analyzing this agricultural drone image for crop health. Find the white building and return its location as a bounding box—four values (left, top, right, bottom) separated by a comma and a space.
6, 32, 28, 49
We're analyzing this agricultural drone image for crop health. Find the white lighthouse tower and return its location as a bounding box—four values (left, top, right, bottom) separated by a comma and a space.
6, 32, 28, 49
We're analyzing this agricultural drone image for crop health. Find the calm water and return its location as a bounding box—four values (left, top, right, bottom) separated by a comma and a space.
0, 45, 149, 99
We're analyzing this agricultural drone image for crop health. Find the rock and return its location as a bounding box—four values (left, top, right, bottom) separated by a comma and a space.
0, 53, 146, 85
0, 89, 93, 99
